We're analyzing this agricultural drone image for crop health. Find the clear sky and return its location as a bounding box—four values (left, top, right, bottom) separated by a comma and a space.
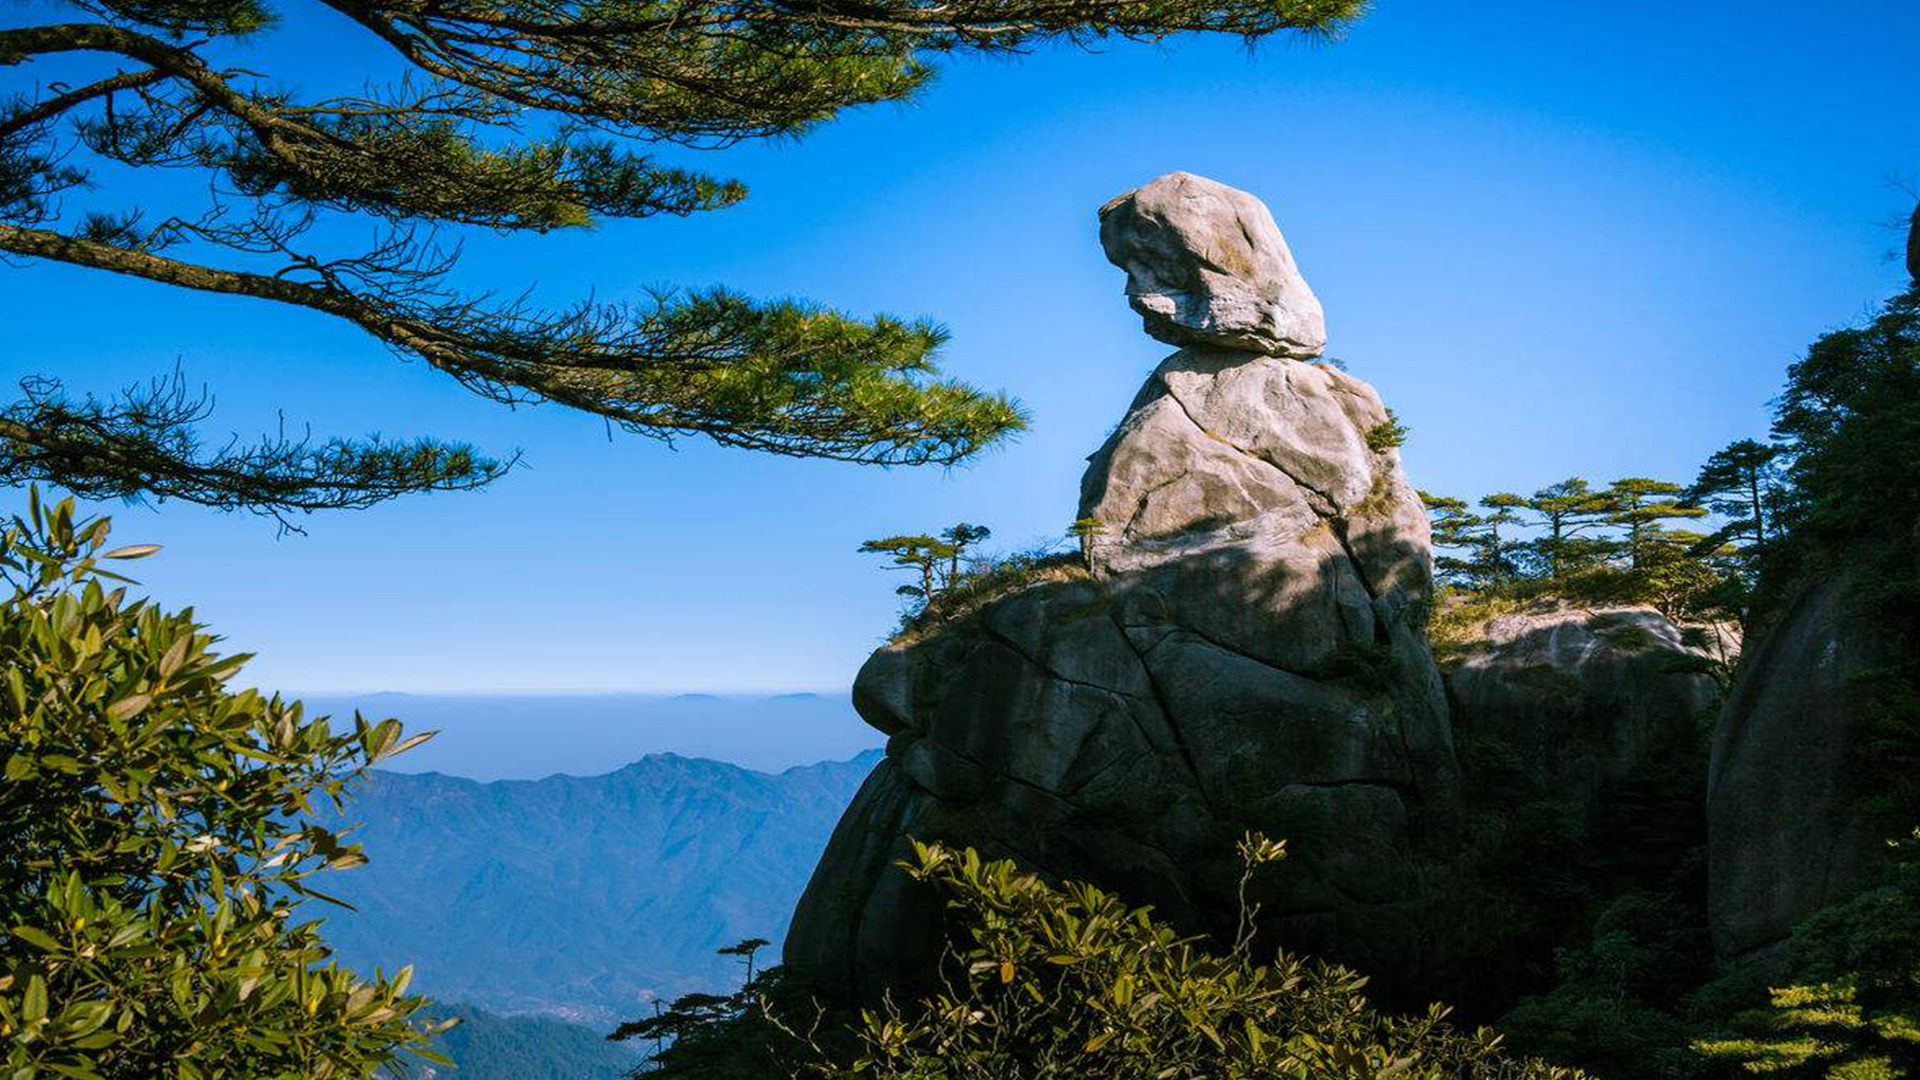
5, 0, 1918, 695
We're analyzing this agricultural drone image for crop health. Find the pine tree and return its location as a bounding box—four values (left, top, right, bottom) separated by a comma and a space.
1772, 284, 1920, 552
0, 0, 1364, 521
859, 522, 991, 606
858, 535, 954, 602
1525, 478, 1616, 582
1421, 491, 1495, 591
1687, 438, 1784, 550
1479, 492, 1527, 590
939, 523, 993, 585
1601, 478, 1707, 571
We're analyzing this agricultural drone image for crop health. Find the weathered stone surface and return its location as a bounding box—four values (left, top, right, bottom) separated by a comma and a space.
1100, 172, 1326, 358
1708, 577, 1889, 964
785, 173, 1459, 1006
1444, 605, 1722, 811
786, 354, 1460, 1002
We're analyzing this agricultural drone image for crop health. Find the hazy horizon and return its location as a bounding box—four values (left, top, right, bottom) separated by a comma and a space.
297, 690, 884, 780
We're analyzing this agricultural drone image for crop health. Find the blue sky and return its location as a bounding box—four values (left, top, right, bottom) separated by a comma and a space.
5, 0, 1918, 695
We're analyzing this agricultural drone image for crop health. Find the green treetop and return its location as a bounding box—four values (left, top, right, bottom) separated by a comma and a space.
1420, 491, 1491, 591
858, 534, 954, 602
1479, 492, 1527, 590
858, 522, 990, 604
1421, 491, 1531, 592
1688, 438, 1785, 551
1771, 283, 1920, 558
1601, 478, 1707, 571
1524, 477, 1617, 581
0, 0, 1364, 521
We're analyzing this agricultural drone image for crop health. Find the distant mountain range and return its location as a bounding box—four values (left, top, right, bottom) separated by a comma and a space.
311, 748, 881, 1025
398, 1004, 641, 1080
296, 692, 881, 779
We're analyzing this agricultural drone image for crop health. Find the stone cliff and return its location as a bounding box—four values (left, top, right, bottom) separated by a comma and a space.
1707, 575, 1897, 965
785, 172, 1461, 1002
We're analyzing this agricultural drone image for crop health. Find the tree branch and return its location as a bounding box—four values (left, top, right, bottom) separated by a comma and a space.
0, 222, 1027, 465
0, 372, 513, 524
0, 67, 165, 141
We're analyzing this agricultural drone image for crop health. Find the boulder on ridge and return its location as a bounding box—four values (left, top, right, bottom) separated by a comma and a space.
1099, 171, 1327, 358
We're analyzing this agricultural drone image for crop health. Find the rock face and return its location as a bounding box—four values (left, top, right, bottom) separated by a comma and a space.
1907, 197, 1918, 284
785, 174, 1459, 1004
1708, 577, 1888, 965
1100, 172, 1327, 358
1445, 606, 1722, 811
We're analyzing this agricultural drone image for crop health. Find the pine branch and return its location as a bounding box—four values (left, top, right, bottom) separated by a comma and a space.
1, 0, 1363, 513
0, 372, 512, 525
0, 223, 1028, 465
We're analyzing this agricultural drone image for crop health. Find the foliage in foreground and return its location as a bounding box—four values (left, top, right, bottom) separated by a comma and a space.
0, 495, 444, 1079
622, 838, 1580, 1079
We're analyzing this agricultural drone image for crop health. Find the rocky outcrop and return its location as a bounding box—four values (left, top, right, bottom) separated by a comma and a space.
1907, 196, 1918, 284
1445, 605, 1722, 811
1707, 576, 1889, 965
785, 174, 1459, 1004
1099, 171, 1326, 358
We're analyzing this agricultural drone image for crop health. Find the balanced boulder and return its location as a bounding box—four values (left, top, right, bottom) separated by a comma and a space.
785, 174, 1459, 1004
1099, 171, 1327, 358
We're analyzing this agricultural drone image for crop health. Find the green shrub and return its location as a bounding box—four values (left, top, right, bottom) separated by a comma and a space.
1686, 832, 1920, 1079
1502, 995, 1700, 1080
1694, 981, 1920, 1079
1784, 835, 1920, 1012
1498, 893, 1713, 1080
628, 838, 1582, 1079
0, 494, 445, 1080
838, 839, 1580, 1080
1367, 410, 1411, 452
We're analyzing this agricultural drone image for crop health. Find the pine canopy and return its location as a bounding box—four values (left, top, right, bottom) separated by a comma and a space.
1, 0, 1365, 519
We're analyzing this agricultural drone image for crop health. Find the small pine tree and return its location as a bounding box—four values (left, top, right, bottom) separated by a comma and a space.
1480, 493, 1528, 589
859, 523, 994, 610
1688, 438, 1786, 551
1524, 478, 1617, 583
1601, 478, 1707, 571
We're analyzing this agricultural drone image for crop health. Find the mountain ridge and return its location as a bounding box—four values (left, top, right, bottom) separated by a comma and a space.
313, 748, 881, 1024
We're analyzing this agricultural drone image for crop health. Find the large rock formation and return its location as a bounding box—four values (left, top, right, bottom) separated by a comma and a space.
1099, 171, 1326, 358
1445, 605, 1722, 812
1707, 576, 1890, 965
785, 173, 1459, 1003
